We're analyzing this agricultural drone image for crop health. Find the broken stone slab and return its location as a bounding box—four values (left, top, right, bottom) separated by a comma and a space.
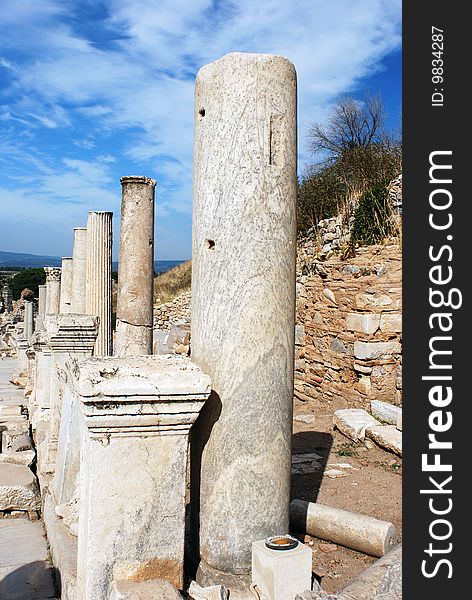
1, 426, 31, 452
290, 499, 396, 558
366, 425, 402, 456
333, 409, 380, 442
0, 463, 40, 510
0, 450, 35, 467
0, 405, 24, 416
291, 453, 323, 474
11, 432, 33, 452
188, 580, 229, 600
108, 579, 184, 599
396, 413, 402, 431
295, 544, 402, 600
370, 400, 402, 425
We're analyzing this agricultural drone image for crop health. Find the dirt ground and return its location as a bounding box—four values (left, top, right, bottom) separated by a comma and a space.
290, 396, 402, 594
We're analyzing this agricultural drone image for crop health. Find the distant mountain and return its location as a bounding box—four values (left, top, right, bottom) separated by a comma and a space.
1, 250, 185, 274
0, 250, 61, 268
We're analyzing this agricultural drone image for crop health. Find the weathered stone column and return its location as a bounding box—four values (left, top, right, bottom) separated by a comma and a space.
70, 227, 87, 314
86, 211, 113, 355
55, 355, 210, 600
24, 300, 34, 343
38, 284, 47, 315
44, 267, 61, 315
191, 53, 297, 583
115, 176, 156, 356
41, 315, 98, 473
2, 285, 13, 312
60, 257, 73, 314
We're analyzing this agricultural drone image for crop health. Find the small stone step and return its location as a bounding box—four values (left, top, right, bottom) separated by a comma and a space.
0, 463, 40, 511
366, 425, 402, 456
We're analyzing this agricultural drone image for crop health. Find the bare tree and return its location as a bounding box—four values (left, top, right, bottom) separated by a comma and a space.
308, 95, 386, 158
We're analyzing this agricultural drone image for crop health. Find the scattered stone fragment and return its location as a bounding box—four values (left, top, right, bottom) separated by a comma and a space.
188, 580, 229, 600
363, 439, 375, 450
318, 543, 338, 554
0, 450, 35, 467
322, 288, 337, 305
294, 414, 315, 424
370, 400, 402, 425
0, 463, 40, 511
109, 579, 184, 599
292, 453, 323, 474
366, 425, 402, 456
327, 463, 355, 470
333, 409, 380, 442
11, 432, 33, 452
324, 469, 349, 479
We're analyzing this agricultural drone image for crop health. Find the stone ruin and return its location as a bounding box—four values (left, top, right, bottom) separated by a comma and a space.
0, 53, 401, 600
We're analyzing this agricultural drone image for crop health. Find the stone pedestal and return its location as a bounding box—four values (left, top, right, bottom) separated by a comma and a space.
191, 53, 297, 580
71, 227, 87, 314
55, 355, 210, 600
60, 257, 73, 314
43, 315, 98, 470
24, 300, 34, 343
44, 267, 61, 315
115, 176, 156, 357
85, 211, 113, 356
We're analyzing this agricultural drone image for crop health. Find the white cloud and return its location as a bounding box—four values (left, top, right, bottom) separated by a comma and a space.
0, 0, 401, 257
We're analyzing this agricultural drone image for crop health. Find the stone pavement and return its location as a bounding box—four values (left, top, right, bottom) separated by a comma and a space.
0, 357, 57, 600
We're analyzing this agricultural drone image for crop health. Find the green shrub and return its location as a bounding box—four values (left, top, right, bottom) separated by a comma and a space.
350, 182, 392, 246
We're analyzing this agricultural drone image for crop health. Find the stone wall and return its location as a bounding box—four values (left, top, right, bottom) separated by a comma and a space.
295, 243, 402, 409
153, 291, 191, 330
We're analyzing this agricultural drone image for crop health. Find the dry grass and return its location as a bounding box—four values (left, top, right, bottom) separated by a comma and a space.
154, 260, 191, 305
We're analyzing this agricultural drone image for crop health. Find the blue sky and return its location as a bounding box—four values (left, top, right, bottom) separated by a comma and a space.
0, 0, 401, 260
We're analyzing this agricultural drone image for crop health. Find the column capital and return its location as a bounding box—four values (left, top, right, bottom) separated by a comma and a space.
120, 175, 157, 188
44, 266, 62, 282
68, 355, 211, 439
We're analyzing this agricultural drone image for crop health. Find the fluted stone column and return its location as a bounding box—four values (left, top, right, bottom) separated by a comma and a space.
70, 227, 87, 314
115, 176, 156, 356
191, 53, 297, 584
60, 257, 73, 314
38, 285, 47, 315
44, 267, 61, 315
85, 211, 113, 356
24, 300, 34, 343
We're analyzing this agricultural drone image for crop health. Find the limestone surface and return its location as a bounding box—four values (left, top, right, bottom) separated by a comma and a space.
191, 52, 297, 578
333, 409, 380, 442
370, 400, 402, 425
60, 257, 73, 314
109, 579, 184, 599
70, 227, 88, 314
0, 463, 40, 510
115, 176, 156, 356
366, 425, 402, 456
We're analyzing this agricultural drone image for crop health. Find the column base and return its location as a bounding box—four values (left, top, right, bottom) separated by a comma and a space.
196, 559, 254, 600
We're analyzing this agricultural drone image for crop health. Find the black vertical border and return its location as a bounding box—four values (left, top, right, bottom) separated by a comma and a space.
403, 2, 467, 598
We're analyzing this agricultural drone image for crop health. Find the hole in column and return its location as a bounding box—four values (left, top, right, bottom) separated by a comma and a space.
205, 239, 215, 250
198, 108, 205, 117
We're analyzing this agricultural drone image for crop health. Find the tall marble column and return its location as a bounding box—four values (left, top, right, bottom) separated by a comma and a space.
85, 211, 113, 356
70, 227, 87, 314
60, 257, 73, 314
115, 176, 156, 356
24, 300, 34, 343
44, 267, 61, 315
2, 285, 13, 312
191, 53, 297, 584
